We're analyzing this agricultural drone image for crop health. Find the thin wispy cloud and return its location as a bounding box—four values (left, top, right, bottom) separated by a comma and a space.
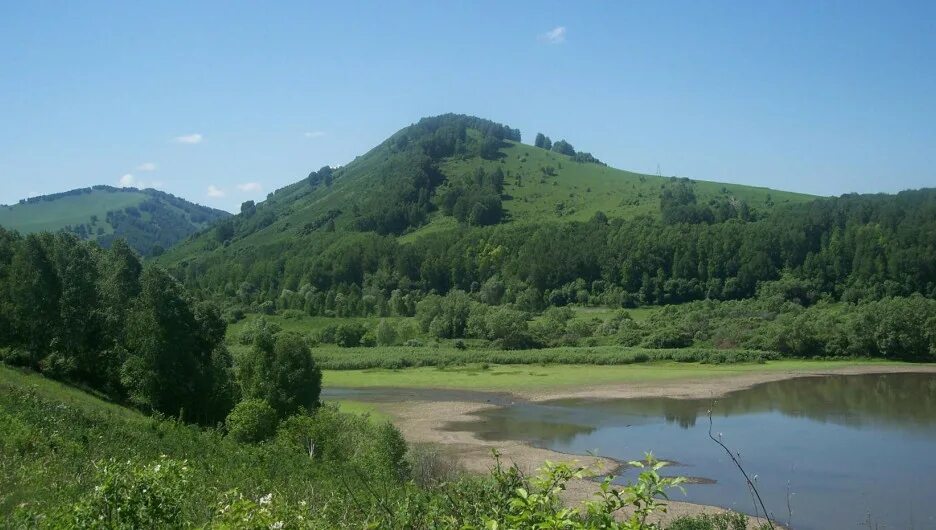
174, 133, 203, 144
304, 131, 326, 139
206, 185, 225, 198
118, 173, 162, 189
136, 162, 157, 171
540, 26, 566, 44
236, 182, 263, 192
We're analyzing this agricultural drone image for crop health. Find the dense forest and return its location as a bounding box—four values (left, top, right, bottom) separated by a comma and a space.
0, 229, 326, 427
175, 186, 936, 309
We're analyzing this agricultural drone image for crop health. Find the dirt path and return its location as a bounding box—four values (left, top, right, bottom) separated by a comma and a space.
366, 364, 936, 528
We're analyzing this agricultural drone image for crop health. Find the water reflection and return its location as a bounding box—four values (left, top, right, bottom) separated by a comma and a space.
447, 374, 936, 530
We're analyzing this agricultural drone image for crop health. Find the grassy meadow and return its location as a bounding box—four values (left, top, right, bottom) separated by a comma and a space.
321, 359, 898, 392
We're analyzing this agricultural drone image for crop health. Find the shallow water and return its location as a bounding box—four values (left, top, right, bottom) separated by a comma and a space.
326, 373, 936, 529
442, 373, 936, 530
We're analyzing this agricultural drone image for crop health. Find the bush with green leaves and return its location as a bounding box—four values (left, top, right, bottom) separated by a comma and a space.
334, 322, 367, 347
375, 319, 399, 346
69, 457, 191, 529
225, 399, 279, 443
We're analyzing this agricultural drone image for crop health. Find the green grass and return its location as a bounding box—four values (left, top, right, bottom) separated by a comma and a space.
435, 141, 814, 227
323, 359, 905, 392
0, 363, 402, 521
329, 399, 391, 422
310, 344, 780, 370
0, 189, 145, 234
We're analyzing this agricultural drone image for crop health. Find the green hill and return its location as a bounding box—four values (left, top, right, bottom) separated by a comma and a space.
0, 185, 230, 256
158, 114, 935, 319
165, 115, 810, 258
160, 114, 811, 266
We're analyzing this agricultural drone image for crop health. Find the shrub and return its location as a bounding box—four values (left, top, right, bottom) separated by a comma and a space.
69, 457, 192, 529
225, 399, 278, 443
641, 327, 693, 349
376, 319, 399, 346
335, 323, 367, 347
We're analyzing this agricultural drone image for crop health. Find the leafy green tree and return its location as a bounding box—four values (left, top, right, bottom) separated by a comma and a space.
121, 267, 202, 418
534, 132, 547, 148
239, 332, 322, 417
8, 233, 60, 364
46, 234, 101, 381
551, 139, 575, 156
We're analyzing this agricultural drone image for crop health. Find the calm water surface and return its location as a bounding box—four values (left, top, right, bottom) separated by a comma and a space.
326, 374, 936, 530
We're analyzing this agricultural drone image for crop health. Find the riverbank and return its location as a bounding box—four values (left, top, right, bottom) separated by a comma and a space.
327, 361, 936, 527
323, 359, 936, 400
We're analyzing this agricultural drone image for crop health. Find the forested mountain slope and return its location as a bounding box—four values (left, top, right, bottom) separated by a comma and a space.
0, 186, 229, 256
157, 114, 936, 321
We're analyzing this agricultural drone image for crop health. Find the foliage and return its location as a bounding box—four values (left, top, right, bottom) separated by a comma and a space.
226, 399, 279, 443
67, 457, 191, 529
237, 331, 322, 417
0, 230, 233, 424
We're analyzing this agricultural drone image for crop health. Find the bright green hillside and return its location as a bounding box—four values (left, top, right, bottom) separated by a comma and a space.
413, 139, 813, 235
0, 185, 229, 256
0, 188, 144, 234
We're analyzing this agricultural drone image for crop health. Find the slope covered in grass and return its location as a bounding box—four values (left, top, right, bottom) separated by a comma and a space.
0, 186, 229, 256
0, 364, 408, 526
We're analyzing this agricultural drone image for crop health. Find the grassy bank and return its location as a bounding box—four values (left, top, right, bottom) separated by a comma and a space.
322, 359, 904, 392
310, 344, 778, 369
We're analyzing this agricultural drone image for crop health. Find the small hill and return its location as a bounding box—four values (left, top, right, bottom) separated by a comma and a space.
0, 185, 230, 256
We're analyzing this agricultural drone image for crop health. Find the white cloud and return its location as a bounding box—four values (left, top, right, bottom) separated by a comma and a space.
236, 182, 263, 193
119, 174, 137, 187
304, 131, 326, 139
174, 133, 203, 144
118, 173, 162, 189
541, 26, 566, 44
136, 162, 157, 171
206, 185, 225, 198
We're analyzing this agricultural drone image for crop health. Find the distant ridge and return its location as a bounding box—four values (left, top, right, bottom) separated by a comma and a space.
0, 185, 230, 256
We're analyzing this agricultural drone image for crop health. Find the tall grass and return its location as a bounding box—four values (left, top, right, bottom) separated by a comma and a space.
312, 345, 778, 370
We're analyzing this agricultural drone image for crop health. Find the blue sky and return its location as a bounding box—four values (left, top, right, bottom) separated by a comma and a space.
2, 1, 934, 212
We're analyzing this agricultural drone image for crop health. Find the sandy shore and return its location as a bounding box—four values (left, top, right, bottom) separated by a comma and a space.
367, 364, 936, 528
